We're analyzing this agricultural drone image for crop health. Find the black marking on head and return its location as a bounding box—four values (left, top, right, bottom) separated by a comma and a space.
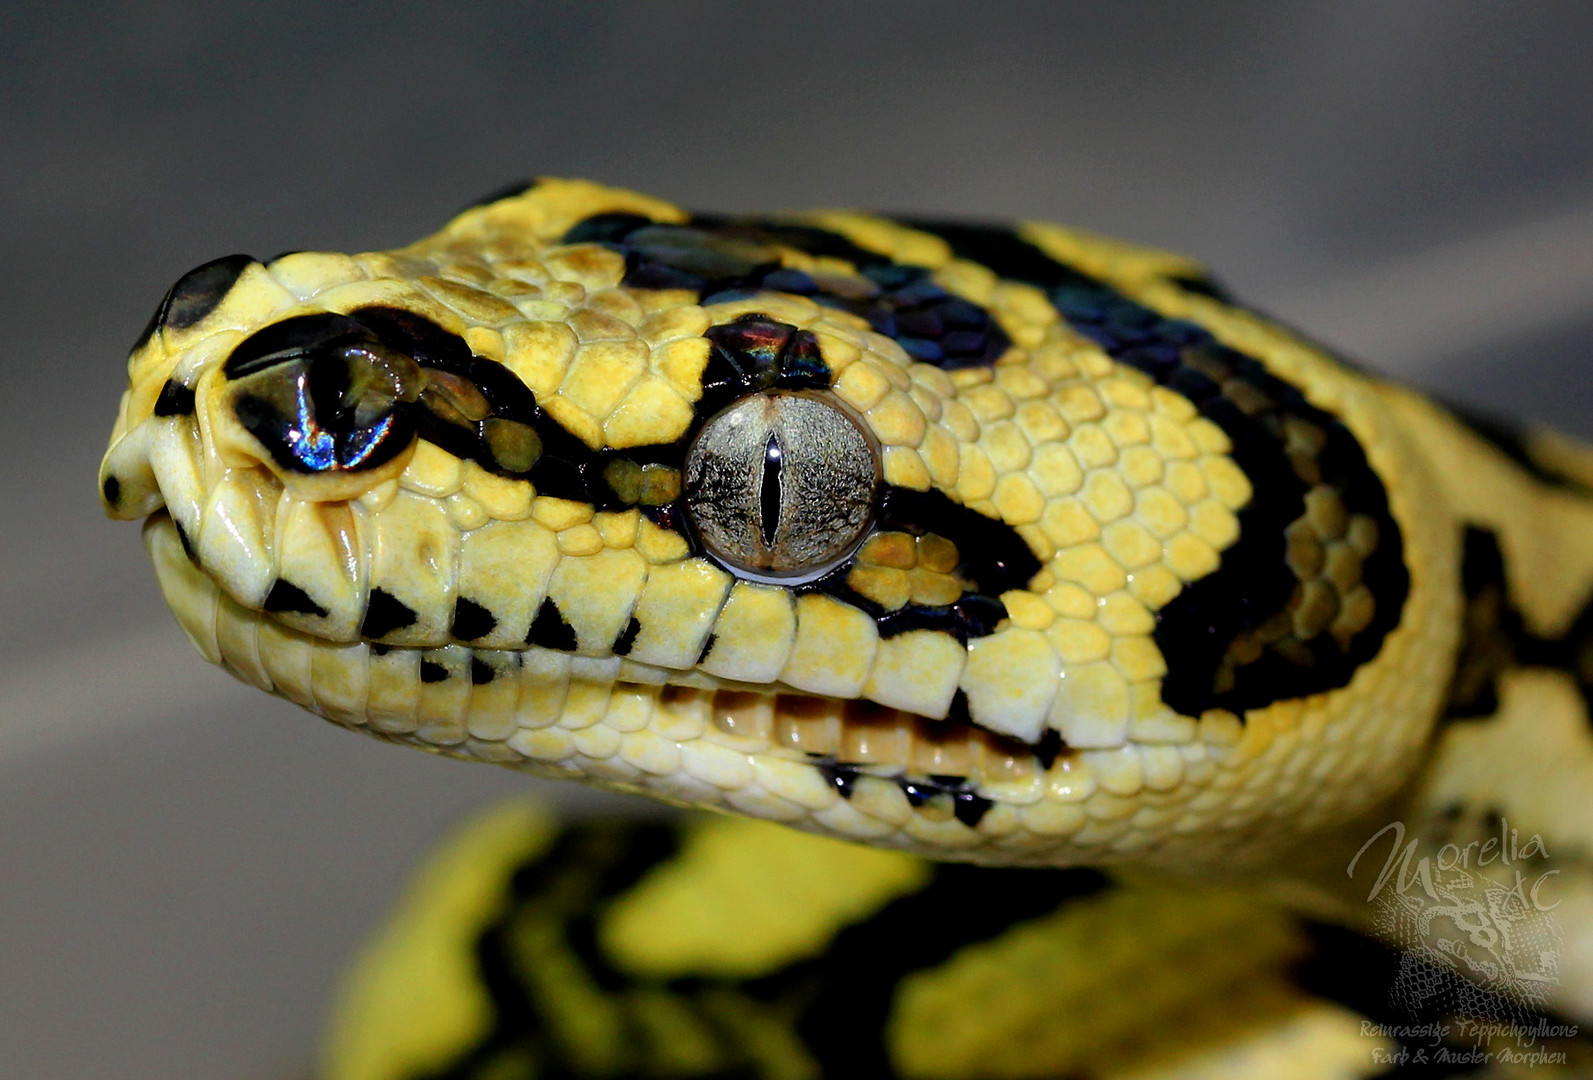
420, 660, 449, 683
262, 579, 330, 620
101, 474, 120, 508
133, 254, 257, 353
694, 217, 889, 269
361, 589, 418, 639
701, 315, 832, 405
562, 211, 659, 245
801, 485, 1036, 644
815, 760, 860, 799
461, 178, 541, 212
931, 774, 992, 827
1166, 271, 1234, 303
910, 221, 1409, 717
841, 594, 1001, 643
173, 521, 196, 564
451, 597, 498, 642
267, 250, 303, 263
560, 213, 1010, 369
369, 643, 390, 656
527, 597, 578, 651
470, 657, 495, 685
695, 632, 717, 666
897, 773, 994, 827
879, 487, 1039, 595
611, 617, 641, 657
1447, 401, 1593, 498
951, 791, 993, 827
640, 502, 686, 535
1033, 728, 1065, 771
345, 306, 535, 425
152, 379, 196, 417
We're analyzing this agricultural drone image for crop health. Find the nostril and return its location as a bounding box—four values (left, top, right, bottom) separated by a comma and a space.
224, 314, 421, 480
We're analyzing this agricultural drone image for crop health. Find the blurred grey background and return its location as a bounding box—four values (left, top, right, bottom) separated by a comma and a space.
4, 2, 1592, 1076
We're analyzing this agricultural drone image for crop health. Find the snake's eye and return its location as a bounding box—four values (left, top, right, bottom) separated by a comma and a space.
224, 314, 423, 474
684, 391, 881, 581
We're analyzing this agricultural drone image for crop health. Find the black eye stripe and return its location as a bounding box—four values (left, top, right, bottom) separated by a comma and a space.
459, 177, 542, 213
800, 485, 1035, 644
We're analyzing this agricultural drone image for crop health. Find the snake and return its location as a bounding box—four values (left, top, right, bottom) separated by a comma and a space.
99, 179, 1593, 1077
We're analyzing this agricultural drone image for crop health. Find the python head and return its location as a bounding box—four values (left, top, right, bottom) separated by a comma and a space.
100, 179, 1454, 870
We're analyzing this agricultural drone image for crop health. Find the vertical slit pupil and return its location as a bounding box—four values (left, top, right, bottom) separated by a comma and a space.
760, 434, 783, 548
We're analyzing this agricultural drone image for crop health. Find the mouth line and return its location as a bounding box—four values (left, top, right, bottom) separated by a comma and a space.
157, 510, 1069, 814
359, 630, 1069, 792
702, 689, 1068, 828
695, 686, 1064, 773
366, 632, 1066, 789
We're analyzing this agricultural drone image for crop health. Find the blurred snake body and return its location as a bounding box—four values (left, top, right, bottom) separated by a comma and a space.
101, 180, 1593, 1077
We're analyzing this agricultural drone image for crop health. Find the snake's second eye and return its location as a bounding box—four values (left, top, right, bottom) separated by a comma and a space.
684, 392, 882, 582
224, 313, 423, 474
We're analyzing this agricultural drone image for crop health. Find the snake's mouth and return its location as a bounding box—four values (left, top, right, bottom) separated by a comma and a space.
141, 509, 1083, 828
691, 687, 1067, 825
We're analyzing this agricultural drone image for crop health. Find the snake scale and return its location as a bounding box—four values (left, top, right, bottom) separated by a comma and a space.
101, 180, 1593, 1078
